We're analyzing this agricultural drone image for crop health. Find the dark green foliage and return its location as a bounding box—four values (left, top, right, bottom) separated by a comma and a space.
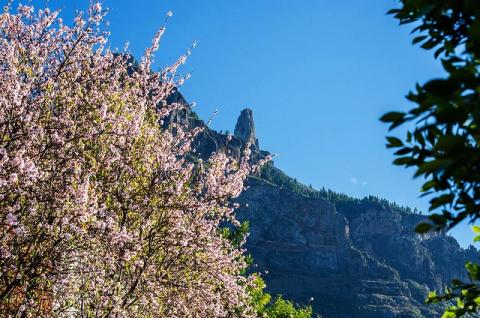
221, 221, 250, 249
259, 162, 414, 214
221, 221, 254, 273
384, 0, 480, 231
263, 296, 313, 318
383, 1, 480, 316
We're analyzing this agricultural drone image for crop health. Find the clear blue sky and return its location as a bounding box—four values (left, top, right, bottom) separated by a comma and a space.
17, 0, 474, 247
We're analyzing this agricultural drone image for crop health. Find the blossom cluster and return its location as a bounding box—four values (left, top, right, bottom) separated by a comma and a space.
0, 3, 258, 317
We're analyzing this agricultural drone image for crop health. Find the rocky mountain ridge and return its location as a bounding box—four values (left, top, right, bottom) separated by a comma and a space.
167, 96, 479, 318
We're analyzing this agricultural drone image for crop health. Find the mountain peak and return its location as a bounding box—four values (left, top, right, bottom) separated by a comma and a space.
234, 108, 256, 142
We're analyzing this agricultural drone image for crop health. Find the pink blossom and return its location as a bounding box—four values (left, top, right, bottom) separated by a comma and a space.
8, 173, 17, 183
0, 2, 260, 317
5, 213, 17, 227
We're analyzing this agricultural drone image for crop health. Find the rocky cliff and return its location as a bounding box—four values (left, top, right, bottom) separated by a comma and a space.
236, 169, 478, 318
168, 99, 479, 318
238, 176, 430, 318
165, 91, 268, 163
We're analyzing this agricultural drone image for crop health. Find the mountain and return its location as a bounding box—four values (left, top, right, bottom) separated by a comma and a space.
237, 168, 477, 318
166, 93, 479, 318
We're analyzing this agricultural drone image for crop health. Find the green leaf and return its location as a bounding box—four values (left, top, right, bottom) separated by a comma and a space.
394, 147, 412, 155
415, 222, 433, 233
466, 262, 480, 280
421, 180, 436, 192
421, 39, 439, 50
386, 136, 403, 148
412, 35, 428, 45
429, 194, 454, 210
415, 159, 453, 177
380, 112, 405, 123
393, 156, 414, 166
474, 296, 480, 305
429, 213, 447, 226
441, 310, 456, 318
473, 226, 480, 233
414, 129, 425, 146
386, 8, 400, 15
434, 47, 445, 58
424, 79, 459, 97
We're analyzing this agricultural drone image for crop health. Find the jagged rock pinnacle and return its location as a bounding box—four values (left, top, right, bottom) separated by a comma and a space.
234, 108, 256, 142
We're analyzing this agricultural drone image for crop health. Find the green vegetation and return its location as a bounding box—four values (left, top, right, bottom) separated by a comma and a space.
248, 276, 314, 318
383, 1, 480, 316
259, 162, 415, 214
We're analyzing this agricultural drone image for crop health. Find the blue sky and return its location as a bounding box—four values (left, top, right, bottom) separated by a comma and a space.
17, 0, 474, 247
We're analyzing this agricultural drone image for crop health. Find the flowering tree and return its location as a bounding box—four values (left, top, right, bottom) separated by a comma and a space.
0, 2, 260, 317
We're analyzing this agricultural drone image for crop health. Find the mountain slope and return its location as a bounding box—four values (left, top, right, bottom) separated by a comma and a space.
168, 98, 478, 317
238, 176, 432, 318
239, 167, 477, 317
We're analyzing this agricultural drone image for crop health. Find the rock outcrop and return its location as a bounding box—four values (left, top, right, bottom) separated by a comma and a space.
234, 108, 256, 142
164, 95, 267, 162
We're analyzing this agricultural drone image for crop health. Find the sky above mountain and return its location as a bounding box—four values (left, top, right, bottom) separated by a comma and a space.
16, 0, 473, 247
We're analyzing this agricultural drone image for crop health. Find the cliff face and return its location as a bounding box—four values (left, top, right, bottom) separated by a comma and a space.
336, 201, 475, 292
168, 101, 478, 318
236, 169, 478, 318
234, 109, 257, 144
236, 177, 432, 318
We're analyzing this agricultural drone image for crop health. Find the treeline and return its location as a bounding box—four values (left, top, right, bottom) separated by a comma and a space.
259, 162, 416, 214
